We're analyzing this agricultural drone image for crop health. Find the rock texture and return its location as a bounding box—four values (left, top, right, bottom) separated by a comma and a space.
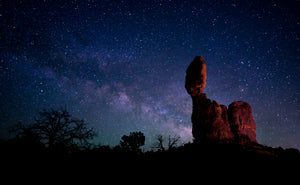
185, 56, 207, 96
228, 101, 257, 143
185, 56, 257, 144
191, 93, 234, 143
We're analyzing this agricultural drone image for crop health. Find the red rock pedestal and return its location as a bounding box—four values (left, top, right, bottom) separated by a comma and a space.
191, 93, 234, 143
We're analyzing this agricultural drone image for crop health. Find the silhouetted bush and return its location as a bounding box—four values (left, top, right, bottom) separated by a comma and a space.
119, 131, 145, 153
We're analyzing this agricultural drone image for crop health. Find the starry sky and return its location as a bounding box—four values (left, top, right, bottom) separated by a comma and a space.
1, 0, 299, 150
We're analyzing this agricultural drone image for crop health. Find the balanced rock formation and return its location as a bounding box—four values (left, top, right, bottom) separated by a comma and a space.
185, 56, 257, 144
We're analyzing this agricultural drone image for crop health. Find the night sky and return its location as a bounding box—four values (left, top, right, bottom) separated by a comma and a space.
1, 0, 299, 150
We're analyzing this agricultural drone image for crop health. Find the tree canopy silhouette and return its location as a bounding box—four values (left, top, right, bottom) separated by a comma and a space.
120, 131, 145, 153
12, 108, 95, 150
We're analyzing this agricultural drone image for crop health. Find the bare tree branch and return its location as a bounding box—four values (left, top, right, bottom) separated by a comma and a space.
11, 108, 95, 150
152, 134, 181, 151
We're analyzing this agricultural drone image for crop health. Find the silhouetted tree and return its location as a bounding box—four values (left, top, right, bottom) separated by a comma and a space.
152, 134, 181, 151
152, 135, 165, 152
11, 108, 95, 151
120, 131, 145, 153
167, 135, 181, 150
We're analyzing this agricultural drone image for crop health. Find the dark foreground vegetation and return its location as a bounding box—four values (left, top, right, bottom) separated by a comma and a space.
1, 139, 300, 180
1, 108, 299, 175
1, 139, 299, 163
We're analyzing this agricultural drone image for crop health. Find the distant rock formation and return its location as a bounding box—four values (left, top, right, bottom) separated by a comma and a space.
185, 56, 257, 144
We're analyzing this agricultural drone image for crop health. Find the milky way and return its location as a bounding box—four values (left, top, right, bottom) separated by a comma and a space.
1, 0, 299, 149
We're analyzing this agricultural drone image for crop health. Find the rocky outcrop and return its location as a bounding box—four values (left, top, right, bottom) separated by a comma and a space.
228, 101, 257, 143
185, 56, 257, 144
191, 93, 234, 143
